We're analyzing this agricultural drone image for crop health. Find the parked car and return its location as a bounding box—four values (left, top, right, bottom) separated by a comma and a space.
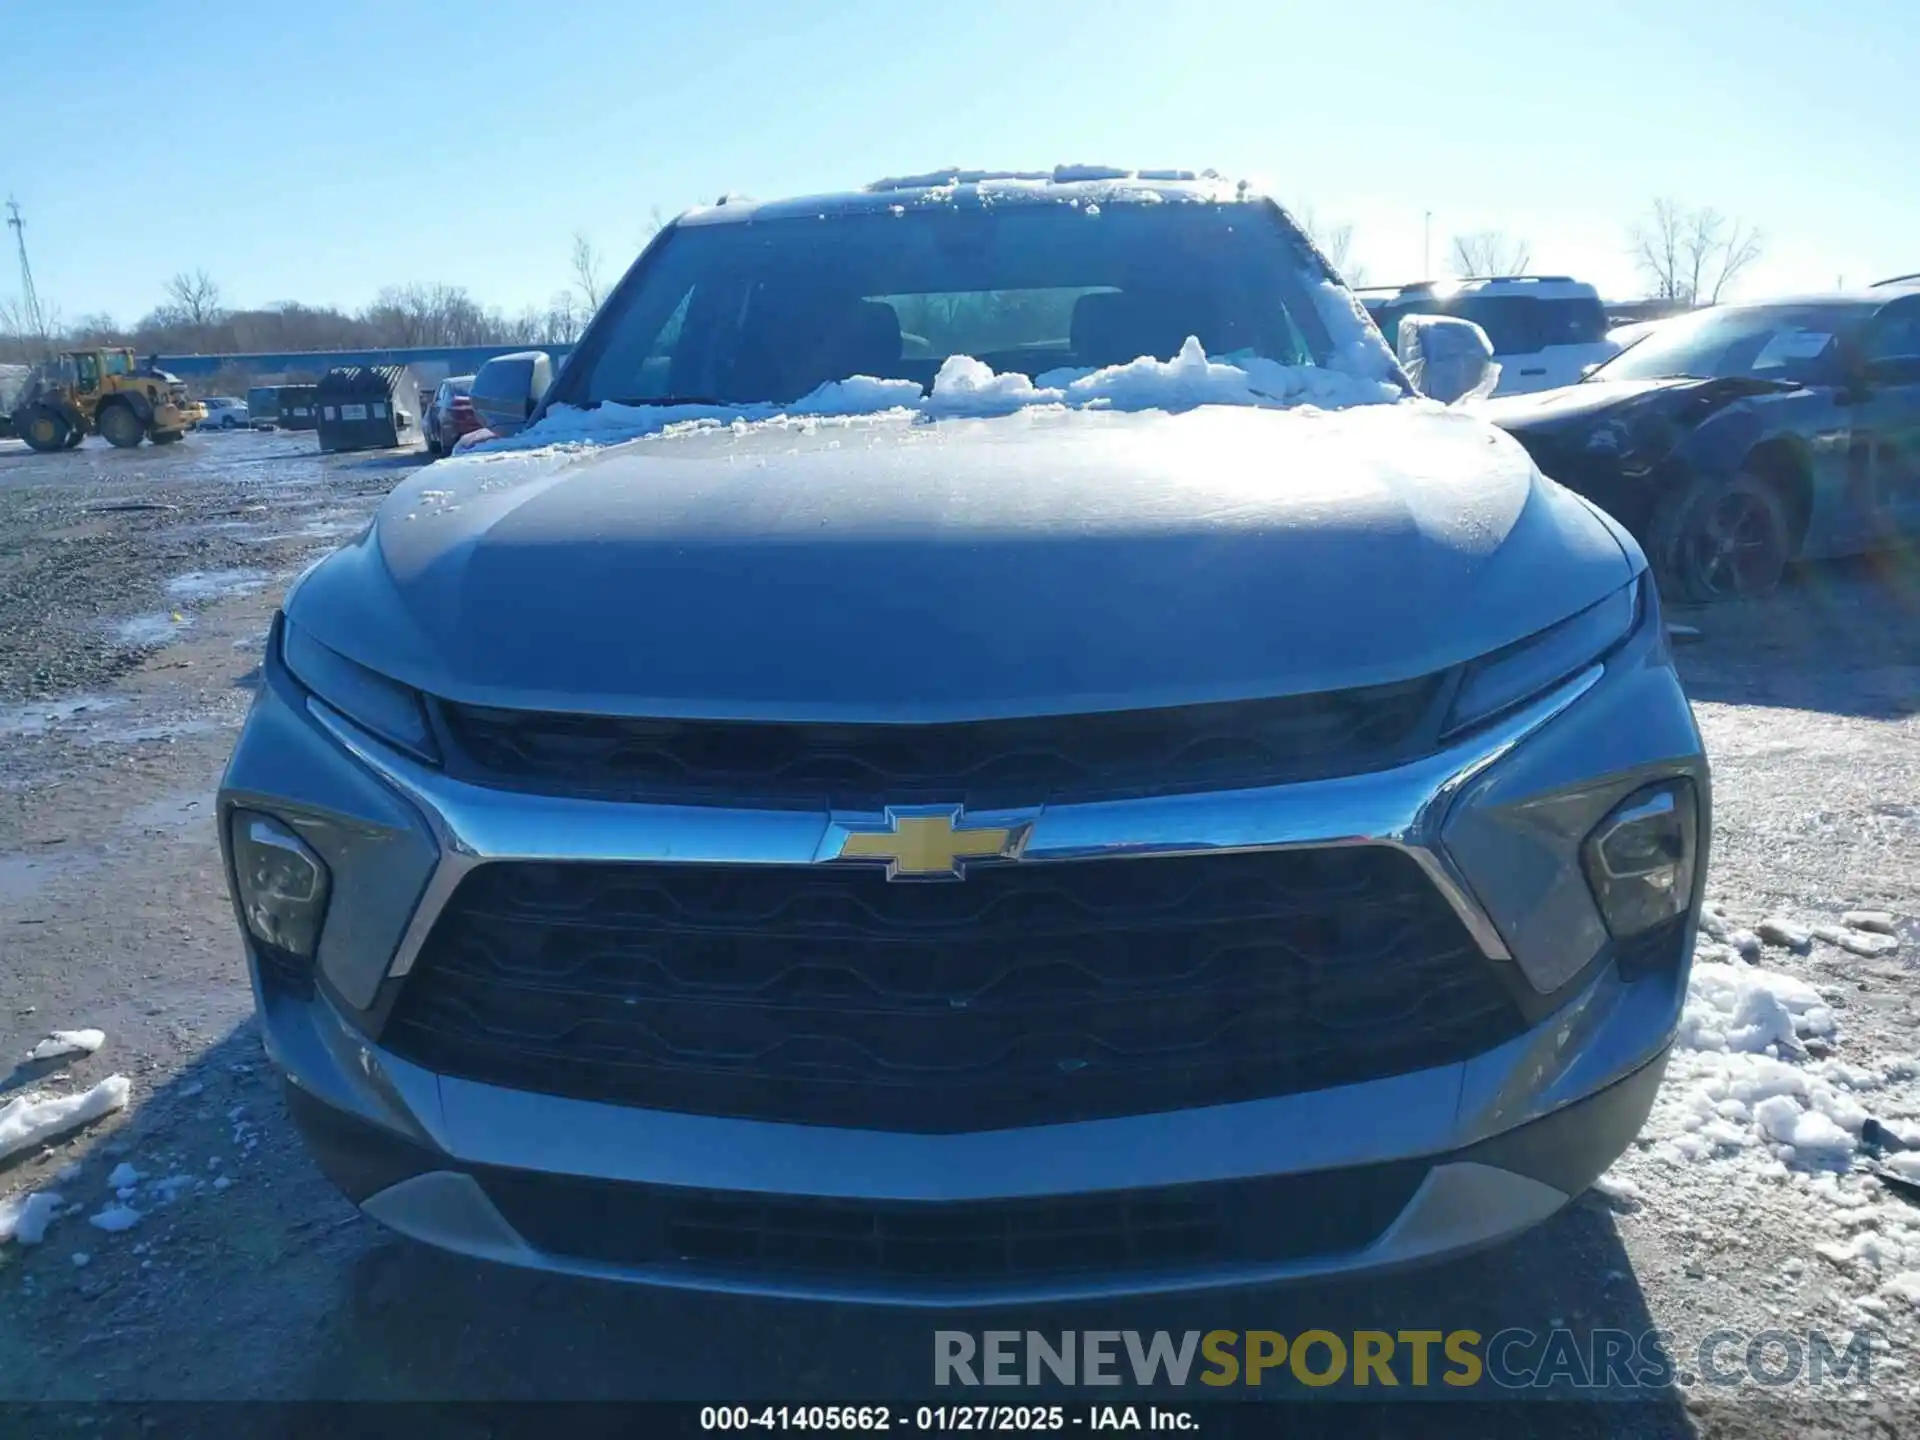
200, 396, 250, 429
423, 374, 480, 456
220, 168, 1707, 1303
1483, 289, 1920, 602
1359, 276, 1620, 395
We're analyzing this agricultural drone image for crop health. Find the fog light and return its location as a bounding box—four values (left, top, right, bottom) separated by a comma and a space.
1581, 780, 1697, 939
230, 810, 331, 957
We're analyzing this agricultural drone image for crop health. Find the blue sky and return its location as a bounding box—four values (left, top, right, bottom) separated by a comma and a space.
3, 0, 1912, 325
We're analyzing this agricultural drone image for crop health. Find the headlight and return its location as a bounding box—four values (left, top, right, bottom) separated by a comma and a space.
280, 618, 439, 763
1582, 779, 1699, 938
230, 810, 331, 960
1444, 578, 1643, 737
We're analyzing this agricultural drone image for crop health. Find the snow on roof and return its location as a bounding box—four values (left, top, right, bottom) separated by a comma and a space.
864, 165, 1218, 192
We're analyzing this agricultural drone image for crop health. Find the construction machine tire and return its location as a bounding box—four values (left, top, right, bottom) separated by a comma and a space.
20, 407, 70, 453
98, 403, 147, 449
150, 430, 183, 445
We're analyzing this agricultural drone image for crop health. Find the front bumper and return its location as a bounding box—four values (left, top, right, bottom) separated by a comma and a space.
220, 599, 1708, 1302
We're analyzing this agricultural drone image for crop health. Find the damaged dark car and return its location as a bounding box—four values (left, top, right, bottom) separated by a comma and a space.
1483, 287, 1920, 601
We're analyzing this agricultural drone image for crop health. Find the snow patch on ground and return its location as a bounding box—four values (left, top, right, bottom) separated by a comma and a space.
164, 569, 270, 604
27, 1029, 105, 1062
0, 697, 123, 739
0, 1076, 131, 1165
1678, 962, 1834, 1055
77, 717, 221, 746
88, 1203, 141, 1233
112, 612, 194, 648
1609, 920, 1920, 1324
0, 1190, 63, 1246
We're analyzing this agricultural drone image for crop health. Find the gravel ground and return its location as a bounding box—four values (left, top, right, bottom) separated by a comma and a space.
0, 429, 1916, 1436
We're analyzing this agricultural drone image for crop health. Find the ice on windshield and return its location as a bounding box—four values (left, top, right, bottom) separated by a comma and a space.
460, 336, 1408, 460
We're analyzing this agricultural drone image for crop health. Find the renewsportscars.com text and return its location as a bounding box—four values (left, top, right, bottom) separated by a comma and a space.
934, 1328, 1880, 1390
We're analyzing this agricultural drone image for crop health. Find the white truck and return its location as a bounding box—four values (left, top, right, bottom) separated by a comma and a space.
1357, 276, 1620, 396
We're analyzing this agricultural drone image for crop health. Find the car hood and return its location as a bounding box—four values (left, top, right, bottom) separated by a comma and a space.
1479, 374, 1802, 434
291, 404, 1635, 721
1477, 377, 1699, 428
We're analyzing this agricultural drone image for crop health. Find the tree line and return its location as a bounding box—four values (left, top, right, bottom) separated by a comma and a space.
0, 214, 662, 367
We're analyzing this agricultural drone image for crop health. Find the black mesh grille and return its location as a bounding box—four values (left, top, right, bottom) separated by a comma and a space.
478, 1162, 1429, 1285
435, 676, 1445, 808
383, 847, 1526, 1133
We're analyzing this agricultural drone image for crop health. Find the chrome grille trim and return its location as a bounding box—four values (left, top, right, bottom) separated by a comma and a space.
307, 664, 1603, 983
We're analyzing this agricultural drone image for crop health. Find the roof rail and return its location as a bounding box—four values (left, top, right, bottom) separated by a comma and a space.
1360, 275, 1579, 292
1450, 274, 1577, 285
1872, 272, 1920, 288
864, 165, 1211, 193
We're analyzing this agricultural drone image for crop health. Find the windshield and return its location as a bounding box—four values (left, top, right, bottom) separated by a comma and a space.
564, 202, 1342, 407
1590, 304, 1860, 384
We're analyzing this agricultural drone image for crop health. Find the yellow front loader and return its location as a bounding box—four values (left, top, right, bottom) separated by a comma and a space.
6, 348, 207, 451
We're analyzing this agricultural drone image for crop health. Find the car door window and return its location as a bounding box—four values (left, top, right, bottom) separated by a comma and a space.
1863, 300, 1920, 369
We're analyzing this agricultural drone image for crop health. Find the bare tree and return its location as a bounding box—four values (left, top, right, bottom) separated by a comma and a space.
0, 293, 62, 357
361, 283, 495, 347
163, 269, 224, 327
1630, 198, 1686, 303
545, 290, 585, 343
1293, 206, 1366, 286
570, 231, 604, 312
1697, 211, 1762, 304
66, 312, 121, 345
639, 204, 668, 249
1450, 231, 1532, 278
1630, 198, 1763, 305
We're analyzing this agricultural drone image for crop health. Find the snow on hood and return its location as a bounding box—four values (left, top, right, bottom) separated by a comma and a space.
292, 381, 1636, 722
445, 336, 1408, 466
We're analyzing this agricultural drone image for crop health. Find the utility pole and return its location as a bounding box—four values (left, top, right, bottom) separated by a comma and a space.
6, 195, 49, 346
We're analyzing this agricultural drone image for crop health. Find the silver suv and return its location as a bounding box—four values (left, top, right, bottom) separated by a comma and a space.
220, 169, 1708, 1304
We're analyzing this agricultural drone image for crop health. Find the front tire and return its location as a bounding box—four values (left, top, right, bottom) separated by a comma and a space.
98, 403, 147, 449
1650, 467, 1793, 604
20, 407, 70, 453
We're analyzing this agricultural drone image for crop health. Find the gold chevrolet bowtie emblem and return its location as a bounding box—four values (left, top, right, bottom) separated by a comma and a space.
834, 807, 1026, 880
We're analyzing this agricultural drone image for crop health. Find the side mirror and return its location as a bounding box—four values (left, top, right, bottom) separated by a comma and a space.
469, 350, 554, 436
1397, 314, 1500, 405
1862, 355, 1920, 388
